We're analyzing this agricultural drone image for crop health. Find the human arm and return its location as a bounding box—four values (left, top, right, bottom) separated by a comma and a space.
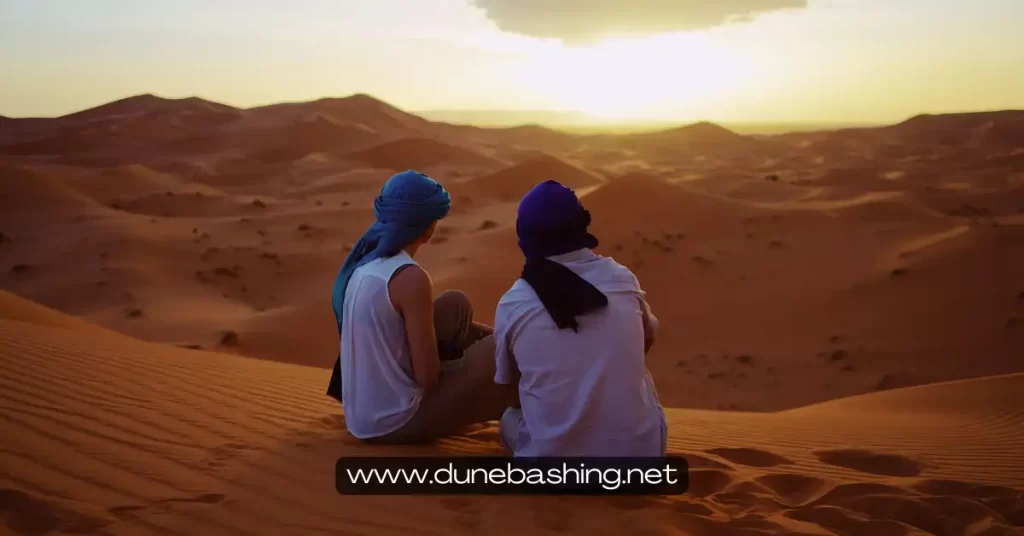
630, 271, 659, 356
493, 301, 522, 407
639, 296, 659, 355
390, 265, 441, 391
470, 321, 495, 341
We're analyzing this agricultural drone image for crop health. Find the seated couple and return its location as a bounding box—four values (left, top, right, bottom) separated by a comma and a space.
327, 170, 666, 457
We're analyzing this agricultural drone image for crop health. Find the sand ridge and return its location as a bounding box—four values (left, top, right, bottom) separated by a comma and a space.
460, 154, 606, 202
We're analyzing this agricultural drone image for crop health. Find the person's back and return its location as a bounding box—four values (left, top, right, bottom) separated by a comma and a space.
327, 170, 514, 443
496, 249, 665, 456
495, 180, 666, 457
339, 251, 421, 438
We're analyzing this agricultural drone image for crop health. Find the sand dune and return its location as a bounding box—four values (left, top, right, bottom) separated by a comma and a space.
609, 122, 776, 167
1, 94, 1023, 534
71, 164, 220, 199
462, 154, 605, 202
244, 94, 435, 139
885, 111, 1024, 150
3, 129, 123, 158
59, 94, 241, 123
248, 116, 380, 164
2, 97, 1021, 412
4, 97, 242, 159
440, 125, 586, 159
347, 137, 505, 173
0, 163, 103, 216
569, 175, 1021, 411
0, 296, 1021, 535
624, 121, 752, 147
0, 290, 124, 337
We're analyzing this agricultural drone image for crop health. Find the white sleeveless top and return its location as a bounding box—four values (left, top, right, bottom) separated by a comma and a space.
337, 251, 421, 439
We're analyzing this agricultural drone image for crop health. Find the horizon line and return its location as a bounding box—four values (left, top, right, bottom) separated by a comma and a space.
3, 91, 1022, 133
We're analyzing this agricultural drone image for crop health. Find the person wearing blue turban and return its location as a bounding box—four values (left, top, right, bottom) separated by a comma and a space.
326, 170, 512, 443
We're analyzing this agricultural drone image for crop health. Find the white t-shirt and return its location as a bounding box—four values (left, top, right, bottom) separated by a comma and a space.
337, 251, 421, 439
494, 248, 667, 457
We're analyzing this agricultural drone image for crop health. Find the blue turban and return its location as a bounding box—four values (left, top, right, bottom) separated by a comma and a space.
327, 170, 450, 401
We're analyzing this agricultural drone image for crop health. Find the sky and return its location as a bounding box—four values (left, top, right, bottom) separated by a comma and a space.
1, 0, 1022, 123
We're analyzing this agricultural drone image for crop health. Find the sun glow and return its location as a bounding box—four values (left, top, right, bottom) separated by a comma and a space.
515, 33, 751, 121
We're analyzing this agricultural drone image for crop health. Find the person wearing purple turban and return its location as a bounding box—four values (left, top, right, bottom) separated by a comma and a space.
494, 180, 666, 457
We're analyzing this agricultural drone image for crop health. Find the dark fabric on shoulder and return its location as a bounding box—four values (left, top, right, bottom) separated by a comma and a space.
521, 257, 608, 332
327, 354, 343, 403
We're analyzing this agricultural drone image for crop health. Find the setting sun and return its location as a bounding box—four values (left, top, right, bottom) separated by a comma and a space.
512, 33, 750, 120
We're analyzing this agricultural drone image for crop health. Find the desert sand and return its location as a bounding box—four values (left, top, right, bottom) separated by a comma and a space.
1, 95, 1023, 534
1, 293, 1022, 535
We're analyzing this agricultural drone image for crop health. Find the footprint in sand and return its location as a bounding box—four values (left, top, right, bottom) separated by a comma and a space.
813, 448, 927, 477
826, 493, 952, 534
686, 469, 735, 498
912, 478, 1019, 499
710, 487, 788, 513
705, 447, 794, 468
810, 481, 914, 508
913, 479, 1024, 526
754, 473, 828, 506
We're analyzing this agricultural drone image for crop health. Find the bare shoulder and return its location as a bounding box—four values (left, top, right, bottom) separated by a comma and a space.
389, 264, 432, 309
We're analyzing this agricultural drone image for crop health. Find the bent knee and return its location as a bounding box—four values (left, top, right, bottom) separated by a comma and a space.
434, 289, 471, 310
434, 290, 474, 345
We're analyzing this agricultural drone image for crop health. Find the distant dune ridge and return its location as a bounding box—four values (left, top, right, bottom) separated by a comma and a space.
886, 111, 1024, 149
1, 94, 1023, 534
347, 137, 506, 172
462, 153, 606, 201
417, 109, 880, 134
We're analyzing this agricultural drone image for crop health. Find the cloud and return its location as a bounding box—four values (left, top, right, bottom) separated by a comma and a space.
471, 0, 807, 43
